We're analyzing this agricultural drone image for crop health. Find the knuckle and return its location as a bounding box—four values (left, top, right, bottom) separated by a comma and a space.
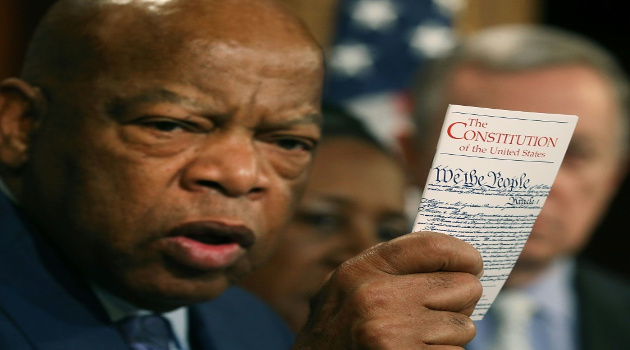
448, 273, 484, 311
352, 320, 401, 349
342, 240, 403, 276
333, 259, 362, 286
468, 275, 483, 298
426, 272, 456, 289
455, 272, 483, 305
414, 231, 451, 253
373, 239, 401, 255
456, 271, 481, 288
473, 248, 484, 275
449, 313, 477, 343
350, 281, 389, 311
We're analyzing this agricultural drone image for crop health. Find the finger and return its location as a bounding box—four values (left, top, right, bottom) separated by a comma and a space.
350, 310, 476, 348
396, 271, 482, 315
341, 271, 481, 320
345, 231, 483, 278
418, 310, 477, 346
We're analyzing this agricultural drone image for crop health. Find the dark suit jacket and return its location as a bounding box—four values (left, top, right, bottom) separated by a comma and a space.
0, 192, 294, 349
575, 259, 630, 350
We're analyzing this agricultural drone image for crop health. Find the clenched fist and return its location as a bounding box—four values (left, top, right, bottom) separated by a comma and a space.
293, 231, 483, 349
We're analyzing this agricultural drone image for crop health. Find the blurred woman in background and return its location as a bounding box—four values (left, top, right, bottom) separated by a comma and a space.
240, 105, 411, 333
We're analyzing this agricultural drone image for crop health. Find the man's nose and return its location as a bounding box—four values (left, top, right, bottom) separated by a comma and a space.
181, 132, 269, 197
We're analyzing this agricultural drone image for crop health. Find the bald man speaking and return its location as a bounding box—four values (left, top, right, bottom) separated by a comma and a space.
0, 0, 482, 349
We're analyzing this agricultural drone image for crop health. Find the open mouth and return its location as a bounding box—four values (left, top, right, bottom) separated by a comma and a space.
168, 221, 255, 248
187, 234, 234, 245
161, 221, 256, 270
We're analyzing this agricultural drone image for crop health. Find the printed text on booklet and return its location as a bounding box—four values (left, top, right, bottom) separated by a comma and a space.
413, 104, 578, 320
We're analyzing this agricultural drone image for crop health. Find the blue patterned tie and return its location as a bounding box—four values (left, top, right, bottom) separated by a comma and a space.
119, 314, 179, 350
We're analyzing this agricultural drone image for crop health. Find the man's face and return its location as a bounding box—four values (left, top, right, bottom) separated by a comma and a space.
441, 64, 627, 275
20, 29, 323, 310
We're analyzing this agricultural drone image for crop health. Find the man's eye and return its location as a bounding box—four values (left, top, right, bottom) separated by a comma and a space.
274, 138, 314, 151
137, 117, 199, 133
145, 121, 185, 132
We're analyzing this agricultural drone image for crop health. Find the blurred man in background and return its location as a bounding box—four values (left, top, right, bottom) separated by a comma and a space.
404, 24, 630, 349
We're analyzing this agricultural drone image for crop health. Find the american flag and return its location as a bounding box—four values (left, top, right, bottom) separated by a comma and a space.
322, 0, 461, 151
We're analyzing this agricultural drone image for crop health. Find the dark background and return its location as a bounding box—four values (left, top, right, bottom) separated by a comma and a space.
541, 1, 630, 280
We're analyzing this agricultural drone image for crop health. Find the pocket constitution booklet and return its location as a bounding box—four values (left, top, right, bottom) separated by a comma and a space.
412, 104, 578, 320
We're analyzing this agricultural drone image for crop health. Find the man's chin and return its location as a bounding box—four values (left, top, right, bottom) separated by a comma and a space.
132, 286, 229, 312
114, 273, 233, 312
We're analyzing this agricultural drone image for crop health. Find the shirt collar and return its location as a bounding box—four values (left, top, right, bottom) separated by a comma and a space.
523, 257, 577, 320
91, 283, 189, 350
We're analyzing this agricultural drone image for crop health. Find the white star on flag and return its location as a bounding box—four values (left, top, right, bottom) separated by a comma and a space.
432, 0, 466, 17
351, 0, 398, 31
409, 22, 455, 58
328, 43, 375, 77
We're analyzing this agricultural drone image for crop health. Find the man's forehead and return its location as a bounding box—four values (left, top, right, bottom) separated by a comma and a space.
106, 87, 323, 125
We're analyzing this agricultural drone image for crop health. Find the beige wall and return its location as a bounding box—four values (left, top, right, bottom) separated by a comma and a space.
455, 0, 541, 37
280, 0, 340, 51
282, 0, 541, 48
0, 1, 19, 79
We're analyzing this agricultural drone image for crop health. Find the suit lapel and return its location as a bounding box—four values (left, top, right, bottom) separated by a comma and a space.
187, 287, 295, 350
0, 193, 129, 349
188, 304, 218, 350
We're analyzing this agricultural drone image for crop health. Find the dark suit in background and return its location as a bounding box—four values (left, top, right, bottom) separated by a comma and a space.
575, 260, 630, 349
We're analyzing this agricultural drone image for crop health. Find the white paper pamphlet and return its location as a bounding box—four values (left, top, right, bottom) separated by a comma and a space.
412, 104, 578, 320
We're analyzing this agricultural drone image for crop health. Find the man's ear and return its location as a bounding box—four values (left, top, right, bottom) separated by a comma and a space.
0, 78, 47, 169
